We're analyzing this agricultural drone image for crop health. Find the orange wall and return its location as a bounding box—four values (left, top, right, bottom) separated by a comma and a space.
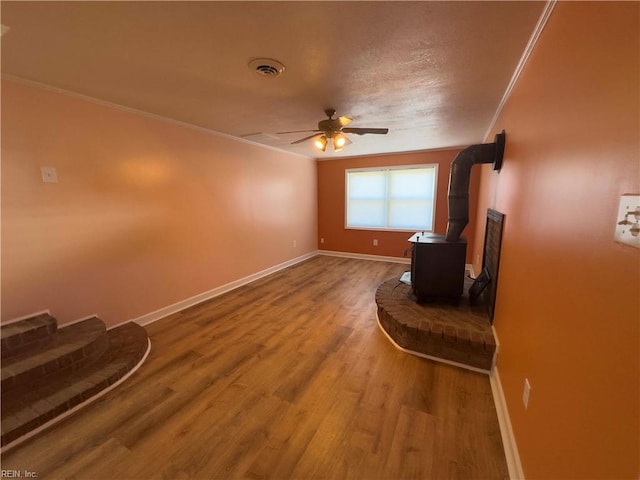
472, 3, 639, 478
1, 80, 317, 328
317, 149, 481, 263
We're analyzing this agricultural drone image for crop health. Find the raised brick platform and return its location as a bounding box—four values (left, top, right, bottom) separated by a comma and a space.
375, 277, 496, 372
1, 313, 57, 360
1, 315, 150, 449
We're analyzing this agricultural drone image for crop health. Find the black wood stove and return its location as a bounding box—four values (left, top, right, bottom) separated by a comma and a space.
407, 131, 505, 304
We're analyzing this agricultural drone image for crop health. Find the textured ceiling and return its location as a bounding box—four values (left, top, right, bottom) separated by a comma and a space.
1, 1, 547, 158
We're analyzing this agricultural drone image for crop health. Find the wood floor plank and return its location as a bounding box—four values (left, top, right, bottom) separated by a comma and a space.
1, 255, 508, 479
44, 437, 131, 480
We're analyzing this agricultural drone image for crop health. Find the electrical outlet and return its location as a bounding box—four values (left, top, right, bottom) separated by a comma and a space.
522, 378, 531, 410
320, 238, 324, 244
615, 194, 640, 248
373, 239, 378, 246
293, 240, 297, 248
41, 166, 58, 183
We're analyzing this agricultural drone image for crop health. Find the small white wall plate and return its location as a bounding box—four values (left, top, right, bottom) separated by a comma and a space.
615, 194, 640, 249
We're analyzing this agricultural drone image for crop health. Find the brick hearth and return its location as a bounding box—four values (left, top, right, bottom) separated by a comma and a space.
375, 277, 496, 371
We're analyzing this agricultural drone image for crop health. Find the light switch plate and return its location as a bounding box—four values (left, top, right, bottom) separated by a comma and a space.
41, 166, 58, 183
615, 194, 640, 248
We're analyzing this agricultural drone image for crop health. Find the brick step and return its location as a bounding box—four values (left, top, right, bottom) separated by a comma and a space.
1, 317, 109, 393
1, 313, 57, 360
1, 322, 149, 448
375, 276, 496, 371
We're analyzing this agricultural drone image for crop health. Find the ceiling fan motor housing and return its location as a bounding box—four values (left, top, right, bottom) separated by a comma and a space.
318, 118, 343, 136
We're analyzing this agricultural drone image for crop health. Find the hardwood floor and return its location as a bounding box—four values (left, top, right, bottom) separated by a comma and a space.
1, 255, 508, 479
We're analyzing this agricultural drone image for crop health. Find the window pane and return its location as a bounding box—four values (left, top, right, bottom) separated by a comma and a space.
388, 169, 433, 200
346, 165, 436, 231
348, 171, 386, 199
347, 200, 386, 227
388, 200, 432, 230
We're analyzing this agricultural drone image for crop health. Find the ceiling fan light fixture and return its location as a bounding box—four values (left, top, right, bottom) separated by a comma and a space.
314, 135, 328, 152
287, 109, 389, 152
333, 133, 348, 151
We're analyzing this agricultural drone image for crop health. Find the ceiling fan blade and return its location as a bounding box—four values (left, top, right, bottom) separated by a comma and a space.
277, 129, 321, 134
343, 127, 389, 135
337, 116, 352, 127
291, 133, 322, 145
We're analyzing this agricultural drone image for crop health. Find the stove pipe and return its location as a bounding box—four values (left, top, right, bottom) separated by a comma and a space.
445, 131, 505, 242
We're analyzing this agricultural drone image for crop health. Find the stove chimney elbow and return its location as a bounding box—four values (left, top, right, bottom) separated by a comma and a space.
445, 131, 505, 242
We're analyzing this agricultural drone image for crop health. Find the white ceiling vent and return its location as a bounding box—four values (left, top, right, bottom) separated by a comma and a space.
248, 58, 285, 77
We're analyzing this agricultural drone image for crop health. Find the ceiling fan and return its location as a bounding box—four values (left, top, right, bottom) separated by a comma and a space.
277, 109, 389, 152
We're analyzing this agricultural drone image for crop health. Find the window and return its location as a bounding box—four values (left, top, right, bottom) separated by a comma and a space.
346, 164, 437, 231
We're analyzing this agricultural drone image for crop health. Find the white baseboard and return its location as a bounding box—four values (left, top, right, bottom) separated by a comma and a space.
3, 251, 474, 329
1, 309, 51, 325
60, 314, 101, 329
466, 264, 476, 279
318, 250, 475, 280
132, 251, 318, 327
2, 253, 319, 330
490, 366, 525, 479
319, 249, 411, 264
3, 249, 522, 479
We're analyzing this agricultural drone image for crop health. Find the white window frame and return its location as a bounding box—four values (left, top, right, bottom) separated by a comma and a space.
344, 164, 438, 232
